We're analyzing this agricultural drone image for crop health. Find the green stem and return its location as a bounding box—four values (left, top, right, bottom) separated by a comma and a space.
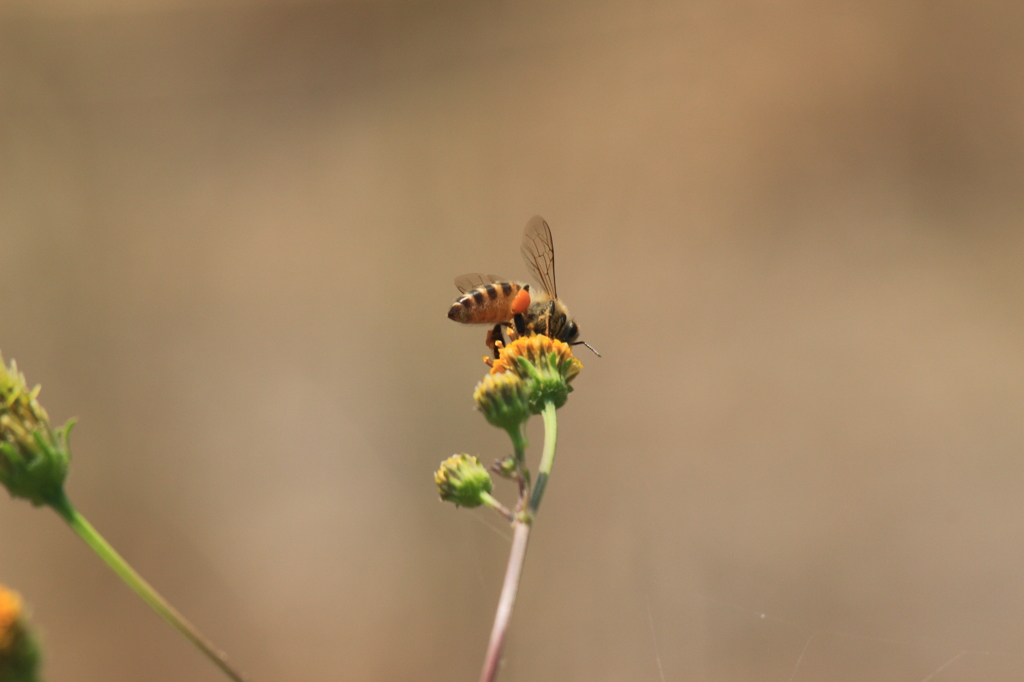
528, 401, 557, 514
506, 423, 528, 466
47, 490, 248, 682
480, 492, 513, 521
506, 423, 530, 505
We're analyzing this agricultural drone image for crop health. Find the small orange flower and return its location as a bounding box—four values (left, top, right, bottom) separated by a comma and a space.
0, 586, 21, 651
0, 584, 41, 681
483, 335, 582, 413
488, 335, 582, 384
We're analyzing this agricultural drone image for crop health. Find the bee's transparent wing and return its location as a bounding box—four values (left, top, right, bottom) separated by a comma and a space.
454, 273, 505, 294
521, 215, 557, 298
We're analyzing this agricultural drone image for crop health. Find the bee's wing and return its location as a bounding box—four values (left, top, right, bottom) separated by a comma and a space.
521, 215, 557, 298
454, 273, 505, 294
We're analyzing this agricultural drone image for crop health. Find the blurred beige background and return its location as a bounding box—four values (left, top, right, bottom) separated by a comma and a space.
2, 1, 1024, 680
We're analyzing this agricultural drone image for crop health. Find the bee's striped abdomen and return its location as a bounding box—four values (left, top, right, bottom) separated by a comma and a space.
448, 282, 522, 324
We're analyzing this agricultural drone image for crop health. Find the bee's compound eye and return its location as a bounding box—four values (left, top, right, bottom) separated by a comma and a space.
512, 287, 531, 315
565, 320, 579, 342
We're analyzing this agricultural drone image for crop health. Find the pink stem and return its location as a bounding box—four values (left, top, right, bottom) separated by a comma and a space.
479, 520, 531, 682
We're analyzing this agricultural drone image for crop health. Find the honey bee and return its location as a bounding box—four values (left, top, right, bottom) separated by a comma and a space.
448, 216, 599, 357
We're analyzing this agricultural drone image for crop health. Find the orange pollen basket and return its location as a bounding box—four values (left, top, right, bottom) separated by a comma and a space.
511, 288, 531, 315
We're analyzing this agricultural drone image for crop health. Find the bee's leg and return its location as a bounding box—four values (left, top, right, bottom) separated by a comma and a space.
486, 323, 507, 359
512, 313, 527, 338
485, 324, 499, 355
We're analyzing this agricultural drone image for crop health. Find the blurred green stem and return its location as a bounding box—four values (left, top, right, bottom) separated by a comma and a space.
507, 423, 530, 504
46, 490, 247, 682
528, 401, 557, 514
507, 423, 528, 466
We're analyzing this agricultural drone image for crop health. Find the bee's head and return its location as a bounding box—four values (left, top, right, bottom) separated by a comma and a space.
560, 318, 600, 356
561, 318, 580, 344
544, 301, 578, 345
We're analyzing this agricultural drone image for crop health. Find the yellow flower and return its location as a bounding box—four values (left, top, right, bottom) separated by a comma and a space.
473, 372, 530, 432
484, 336, 582, 412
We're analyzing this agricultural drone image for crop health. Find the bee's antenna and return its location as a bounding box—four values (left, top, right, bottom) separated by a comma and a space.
573, 341, 601, 357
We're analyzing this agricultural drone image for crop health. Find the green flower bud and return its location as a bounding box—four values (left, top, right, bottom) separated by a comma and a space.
0, 354, 73, 507
473, 372, 530, 432
0, 585, 42, 682
491, 455, 518, 479
434, 454, 494, 508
